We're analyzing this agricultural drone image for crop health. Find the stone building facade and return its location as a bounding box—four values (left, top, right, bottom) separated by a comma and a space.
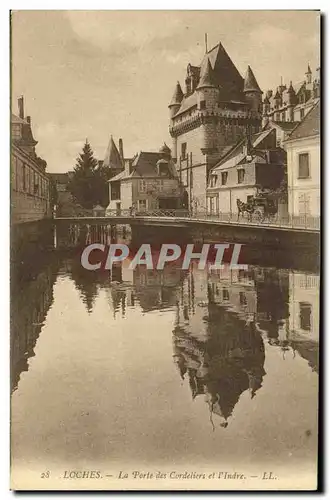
262, 65, 320, 126
168, 42, 263, 212
284, 101, 320, 219
207, 128, 286, 215
11, 97, 51, 224
106, 142, 182, 213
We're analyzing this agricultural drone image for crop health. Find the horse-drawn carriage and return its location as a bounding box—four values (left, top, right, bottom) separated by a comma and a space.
237, 191, 278, 222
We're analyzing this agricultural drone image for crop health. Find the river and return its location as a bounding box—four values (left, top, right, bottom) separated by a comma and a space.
10, 224, 319, 490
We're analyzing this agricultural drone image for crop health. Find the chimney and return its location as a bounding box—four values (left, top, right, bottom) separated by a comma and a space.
119, 138, 124, 161
26, 116, 31, 125
18, 96, 24, 119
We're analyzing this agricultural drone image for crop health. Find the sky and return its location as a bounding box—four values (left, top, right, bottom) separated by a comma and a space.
11, 10, 320, 173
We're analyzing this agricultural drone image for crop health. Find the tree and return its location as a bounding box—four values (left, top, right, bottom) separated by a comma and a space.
68, 139, 104, 209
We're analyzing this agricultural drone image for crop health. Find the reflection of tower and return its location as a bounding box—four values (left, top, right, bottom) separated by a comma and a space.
175, 264, 209, 342
173, 290, 266, 428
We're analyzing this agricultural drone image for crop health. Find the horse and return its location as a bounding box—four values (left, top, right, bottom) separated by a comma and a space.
237, 198, 255, 221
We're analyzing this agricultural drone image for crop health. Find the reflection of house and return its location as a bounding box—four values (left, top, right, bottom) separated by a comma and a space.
175, 265, 209, 342
107, 263, 185, 315
11, 97, 51, 223
262, 65, 320, 125
169, 42, 263, 211
106, 143, 182, 213
11, 262, 57, 392
288, 271, 319, 372
207, 128, 286, 215
284, 102, 320, 218
132, 265, 184, 312
207, 267, 257, 321
288, 271, 319, 340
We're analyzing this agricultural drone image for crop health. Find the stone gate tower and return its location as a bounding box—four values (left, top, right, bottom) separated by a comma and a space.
168, 42, 262, 211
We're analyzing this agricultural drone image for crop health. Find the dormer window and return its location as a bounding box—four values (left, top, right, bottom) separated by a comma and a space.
210, 175, 217, 187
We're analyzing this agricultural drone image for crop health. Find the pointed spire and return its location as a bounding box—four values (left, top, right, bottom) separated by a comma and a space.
306, 63, 312, 74
244, 65, 262, 93
103, 135, 123, 170
274, 89, 281, 100
197, 58, 215, 89
169, 81, 184, 107
288, 80, 295, 93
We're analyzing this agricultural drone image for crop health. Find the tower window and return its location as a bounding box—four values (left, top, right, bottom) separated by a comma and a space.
199, 100, 206, 110
181, 142, 187, 160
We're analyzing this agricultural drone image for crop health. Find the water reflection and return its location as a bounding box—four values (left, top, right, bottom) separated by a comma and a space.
11, 223, 319, 477
11, 258, 58, 392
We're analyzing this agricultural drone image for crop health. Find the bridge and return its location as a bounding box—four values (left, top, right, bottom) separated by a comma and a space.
54, 209, 320, 234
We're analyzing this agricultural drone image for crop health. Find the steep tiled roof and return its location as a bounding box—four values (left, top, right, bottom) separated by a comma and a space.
11, 113, 26, 125
268, 121, 300, 131
174, 42, 245, 117
103, 136, 123, 170
212, 128, 275, 172
202, 43, 244, 99
174, 93, 197, 116
108, 171, 127, 182
244, 66, 262, 93
286, 101, 320, 141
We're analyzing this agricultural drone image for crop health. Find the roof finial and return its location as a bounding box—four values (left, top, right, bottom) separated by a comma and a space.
205, 33, 208, 54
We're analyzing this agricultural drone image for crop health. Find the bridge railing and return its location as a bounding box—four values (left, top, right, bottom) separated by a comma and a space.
89, 209, 320, 231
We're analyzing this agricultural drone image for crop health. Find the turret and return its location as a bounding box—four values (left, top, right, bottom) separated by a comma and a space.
196, 58, 218, 112
168, 81, 183, 119
286, 81, 296, 121
196, 58, 219, 154
262, 94, 270, 114
305, 63, 312, 85
243, 66, 262, 114
274, 89, 281, 109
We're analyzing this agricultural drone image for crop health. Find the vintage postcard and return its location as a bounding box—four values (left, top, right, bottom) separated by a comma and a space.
10, 10, 320, 491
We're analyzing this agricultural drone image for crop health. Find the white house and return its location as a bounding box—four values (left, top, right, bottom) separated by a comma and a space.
284, 102, 320, 219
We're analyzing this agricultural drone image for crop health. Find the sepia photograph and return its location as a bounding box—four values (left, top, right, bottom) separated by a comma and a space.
10, 9, 320, 491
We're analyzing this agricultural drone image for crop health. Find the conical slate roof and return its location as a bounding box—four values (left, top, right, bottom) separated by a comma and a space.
306, 64, 312, 74
287, 80, 295, 93
103, 136, 123, 169
274, 89, 281, 99
169, 81, 184, 106
159, 142, 171, 154
197, 58, 216, 89
244, 65, 262, 93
